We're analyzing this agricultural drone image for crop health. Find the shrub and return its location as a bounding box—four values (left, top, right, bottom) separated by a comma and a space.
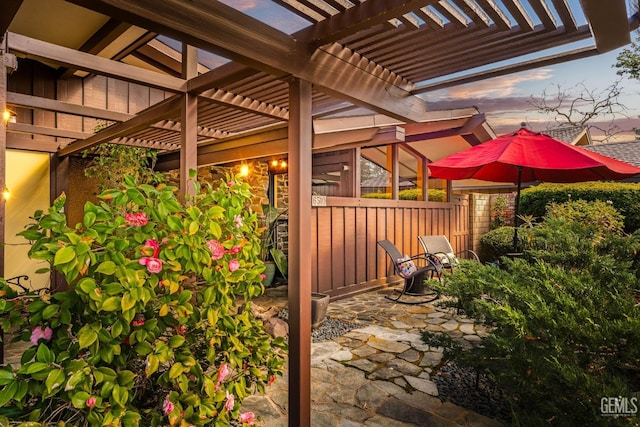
0, 173, 287, 426
479, 226, 521, 262
520, 182, 640, 232
362, 188, 446, 201
427, 200, 640, 426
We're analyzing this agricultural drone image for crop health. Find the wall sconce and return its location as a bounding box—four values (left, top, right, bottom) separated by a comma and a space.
3, 109, 16, 125
3, 188, 10, 201
239, 163, 249, 177
269, 158, 288, 174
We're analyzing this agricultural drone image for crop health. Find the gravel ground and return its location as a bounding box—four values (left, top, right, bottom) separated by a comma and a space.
431, 361, 512, 423
277, 308, 360, 342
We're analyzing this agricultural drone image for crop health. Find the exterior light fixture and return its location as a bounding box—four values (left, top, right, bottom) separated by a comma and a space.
239, 164, 249, 177
2, 109, 16, 125
3, 188, 10, 200
268, 158, 288, 174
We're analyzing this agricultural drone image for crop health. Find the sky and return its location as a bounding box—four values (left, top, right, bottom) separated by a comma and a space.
422, 46, 640, 143
217, 0, 640, 143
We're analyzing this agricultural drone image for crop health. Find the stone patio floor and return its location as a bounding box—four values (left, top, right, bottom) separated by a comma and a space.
243, 287, 504, 427
1, 287, 504, 427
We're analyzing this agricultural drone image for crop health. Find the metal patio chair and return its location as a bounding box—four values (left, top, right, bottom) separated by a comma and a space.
377, 240, 442, 304
418, 235, 480, 274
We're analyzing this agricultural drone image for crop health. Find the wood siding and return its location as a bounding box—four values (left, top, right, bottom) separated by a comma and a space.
312, 195, 471, 299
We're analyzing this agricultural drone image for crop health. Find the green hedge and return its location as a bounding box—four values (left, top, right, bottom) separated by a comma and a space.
520, 182, 640, 232
362, 188, 446, 201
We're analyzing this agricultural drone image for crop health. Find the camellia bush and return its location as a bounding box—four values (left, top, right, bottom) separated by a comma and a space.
0, 172, 287, 426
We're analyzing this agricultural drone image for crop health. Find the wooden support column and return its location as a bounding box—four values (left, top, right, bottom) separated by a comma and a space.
0, 52, 8, 280
287, 78, 312, 427
421, 157, 428, 201
390, 144, 399, 200
0, 51, 8, 365
180, 44, 198, 197
50, 154, 69, 293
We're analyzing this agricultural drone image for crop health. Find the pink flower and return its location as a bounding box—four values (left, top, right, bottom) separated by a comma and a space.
267, 375, 276, 386
124, 212, 148, 226
225, 391, 235, 411
229, 259, 240, 272
86, 396, 97, 408
228, 181, 235, 187
230, 245, 242, 254
207, 240, 225, 260
234, 214, 243, 228
30, 326, 53, 345
239, 412, 256, 424
215, 363, 229, 390
139, 256, 163, 273
260, 274, 266, 280
139, 239, 162, 273
163, 396, 174, 415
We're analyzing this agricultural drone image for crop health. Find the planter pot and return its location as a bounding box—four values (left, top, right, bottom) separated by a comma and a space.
262, 261, 277, 287
311, 292, 330, 329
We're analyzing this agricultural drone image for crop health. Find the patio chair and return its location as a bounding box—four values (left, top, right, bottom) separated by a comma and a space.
418, 235, 480, 274
377, 240, 442, 304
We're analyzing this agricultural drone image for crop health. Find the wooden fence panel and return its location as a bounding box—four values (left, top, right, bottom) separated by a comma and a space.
313, 198, 471, 299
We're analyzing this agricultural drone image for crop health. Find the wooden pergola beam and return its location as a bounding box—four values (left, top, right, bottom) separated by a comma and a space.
57, 95, 182, 156
6, 32, 186, 93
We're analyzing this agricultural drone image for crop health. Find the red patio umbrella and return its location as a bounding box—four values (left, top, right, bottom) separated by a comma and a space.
428, 127, 640, 252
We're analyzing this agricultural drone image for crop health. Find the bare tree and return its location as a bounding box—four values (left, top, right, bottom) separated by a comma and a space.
528, 80, 630, 142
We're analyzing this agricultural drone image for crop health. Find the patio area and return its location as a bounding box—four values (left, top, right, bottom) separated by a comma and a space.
244, 288, 505, 427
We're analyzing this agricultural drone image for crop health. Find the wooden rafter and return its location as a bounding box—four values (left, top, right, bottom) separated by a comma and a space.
7, 32, 186, 92
58, 95, 183, 156
66, 0, 428, 122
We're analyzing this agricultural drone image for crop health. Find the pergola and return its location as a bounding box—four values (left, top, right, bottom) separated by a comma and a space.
0, 1, 636, 425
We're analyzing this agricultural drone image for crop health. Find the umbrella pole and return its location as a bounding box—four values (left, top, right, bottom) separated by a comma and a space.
512, 166, 522, 253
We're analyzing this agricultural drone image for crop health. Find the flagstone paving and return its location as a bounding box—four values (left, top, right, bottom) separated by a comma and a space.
1, 289, 503, 426
244, 289, 504, 426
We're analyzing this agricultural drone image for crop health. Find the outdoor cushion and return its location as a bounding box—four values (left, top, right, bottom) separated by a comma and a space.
396, 256, 417, 278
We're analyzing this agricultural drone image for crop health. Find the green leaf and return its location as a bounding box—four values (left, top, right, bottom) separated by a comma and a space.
0, 381, 18, 406
71, 390, 91, 408
101, 296, 120, 312
77, 277, 97, 294
167, 215, 182, 231
78, 327, 98, 349
45, 369, 66, 394
83, 211, 97, 228
22, 362, 49, 374
121, 292, 136, 311
126, 188, 146, 205
53, 246, 76, 266
169, 335, 185, 348
41, 303, 59, 320
66, 370, 87, 392
145, 354, 159, 376
96, 261, 116, 275
36, 343, 54, 364
188, 221, 199, 235
0, 369, 15, 386
169, 362, 184, 379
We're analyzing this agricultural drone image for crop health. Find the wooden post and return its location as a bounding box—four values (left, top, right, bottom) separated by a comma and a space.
287, 78, 312, 427
390, 144, 399, 200
180, 44, 198, 198
0, 52, 6, 365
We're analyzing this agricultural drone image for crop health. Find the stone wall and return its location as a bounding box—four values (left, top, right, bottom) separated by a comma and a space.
469, 192, 517, 255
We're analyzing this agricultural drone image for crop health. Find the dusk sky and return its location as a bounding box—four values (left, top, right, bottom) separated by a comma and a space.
219, 0, 640, 143
423, 46, 640, 142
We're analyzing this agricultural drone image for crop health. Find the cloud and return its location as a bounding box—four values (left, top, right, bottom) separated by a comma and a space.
426, 69, 554, 99
220, 0, 258, 11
